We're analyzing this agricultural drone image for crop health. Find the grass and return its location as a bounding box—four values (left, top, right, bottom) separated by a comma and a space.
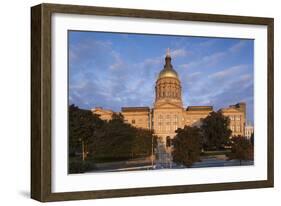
87, 154, 150, 163
68, 156, 97, 174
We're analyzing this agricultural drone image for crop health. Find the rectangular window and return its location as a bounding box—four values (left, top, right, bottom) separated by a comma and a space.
236, 126, 240, 132
132, 120, 135, 124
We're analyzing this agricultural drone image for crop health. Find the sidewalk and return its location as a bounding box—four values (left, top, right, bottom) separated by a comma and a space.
91, 156, 154, 171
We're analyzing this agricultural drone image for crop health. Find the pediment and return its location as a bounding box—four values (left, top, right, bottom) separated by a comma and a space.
154, 102, 183, 110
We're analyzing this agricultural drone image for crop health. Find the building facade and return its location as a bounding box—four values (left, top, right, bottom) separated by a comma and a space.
92, 50, 249, 143
219, 103, 246, 137
245, 121, 254, 139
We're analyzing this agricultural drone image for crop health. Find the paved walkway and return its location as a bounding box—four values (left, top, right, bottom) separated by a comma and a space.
87, 141, 253, 173
155, 140, 173, 169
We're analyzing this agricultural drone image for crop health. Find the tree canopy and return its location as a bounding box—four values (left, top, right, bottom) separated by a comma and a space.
68, 105, 156, 173
228, 135, 253, 165
201, 111, 232, 150
172, 126, 202, 167
68, 104, 104, 157
250, 132, 254, 145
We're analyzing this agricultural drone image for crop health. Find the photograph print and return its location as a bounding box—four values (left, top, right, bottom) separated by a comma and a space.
68, 31, 254, 174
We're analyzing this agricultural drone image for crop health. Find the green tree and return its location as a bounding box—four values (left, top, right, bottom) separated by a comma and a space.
68, 104, 104, 173
68, 104, 104, 159
89, 112, 135, 161
228, 135, 253, 165
201, 111, 232, 150
88, 112, 155, 161
172, 126, 202, 167
111, 112, 125, 123
132, 128, 157, 158
69, 106, 159, 172
250, 132, 254, 145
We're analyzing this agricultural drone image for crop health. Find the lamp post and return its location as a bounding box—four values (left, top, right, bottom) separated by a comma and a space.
151, 135, 154, 168
79, 138, 85, 161
82, 140, 85, 161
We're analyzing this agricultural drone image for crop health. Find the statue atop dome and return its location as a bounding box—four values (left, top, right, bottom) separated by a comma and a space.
166, 48, 171, 57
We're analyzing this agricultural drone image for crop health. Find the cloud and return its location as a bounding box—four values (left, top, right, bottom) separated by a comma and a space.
170, 48, 189, 58
188, 72, 202, 79
179, 40, 249, 72
229, 40, 247, 53
109, 51, 124, 71
198, 39, 217, 47
69, 37, 158, 111
210, 74, 254, 121
182, 62, 253, 122
178, 40, 252, 113
161, 48, 190, 59
180, 51, 225, 70
69, 39, 112, 64
186, 75, 253, 118
68, 32, 253, 122
144, 58, 161, 65
208, 64, 248, 79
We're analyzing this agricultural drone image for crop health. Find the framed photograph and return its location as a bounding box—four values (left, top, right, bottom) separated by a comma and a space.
31, 3, 274, 202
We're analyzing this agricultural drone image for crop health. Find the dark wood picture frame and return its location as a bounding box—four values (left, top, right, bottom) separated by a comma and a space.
31, 3, 274, 202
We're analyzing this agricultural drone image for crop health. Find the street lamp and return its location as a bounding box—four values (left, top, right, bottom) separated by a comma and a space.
151, 135, 154, 169
79, 138, 85, 161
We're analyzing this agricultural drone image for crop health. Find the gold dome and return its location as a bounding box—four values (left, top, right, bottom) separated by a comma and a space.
158, 68, 179, 79
158, 48, 179, 79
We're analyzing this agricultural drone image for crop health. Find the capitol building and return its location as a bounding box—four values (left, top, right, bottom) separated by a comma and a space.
92, 50, 248, 144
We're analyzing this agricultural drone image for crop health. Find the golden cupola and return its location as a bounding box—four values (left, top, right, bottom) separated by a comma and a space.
154, 49, 183, 107
158, 48, 179, 80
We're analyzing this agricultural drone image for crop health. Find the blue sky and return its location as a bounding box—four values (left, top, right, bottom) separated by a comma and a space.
68, 31, 254, 124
